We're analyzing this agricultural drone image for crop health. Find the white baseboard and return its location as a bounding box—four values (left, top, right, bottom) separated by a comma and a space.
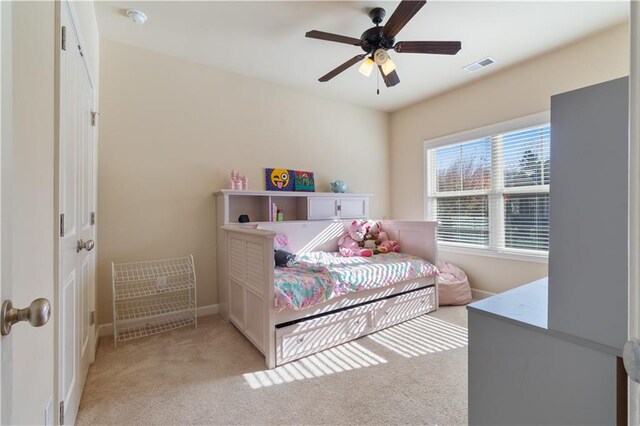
97, 304, 219, 338
196, 303, 219, 317
98, 323, 112, 338
471, 288, 496, 301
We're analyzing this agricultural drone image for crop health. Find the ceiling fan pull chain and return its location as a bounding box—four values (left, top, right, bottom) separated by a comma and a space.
376, 70, 380, 95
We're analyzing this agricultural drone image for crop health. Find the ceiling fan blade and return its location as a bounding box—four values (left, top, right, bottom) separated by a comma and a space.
319, 54, 367, 82
378, 66, 400, 87
394, 41, 462, 55
382, 0, 427, 39
306, 30, 362, 46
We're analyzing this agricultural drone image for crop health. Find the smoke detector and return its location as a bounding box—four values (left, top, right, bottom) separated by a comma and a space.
463, 57, 496, 73
126, 9, 147, 25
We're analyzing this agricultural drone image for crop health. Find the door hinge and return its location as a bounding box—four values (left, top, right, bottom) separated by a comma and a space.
90, 311, 96, 326
90, 212, 96, 225
59, 401, 64, 425
91, 111, 98, 127
61, 26, 66, 51
60, 214, 65, 237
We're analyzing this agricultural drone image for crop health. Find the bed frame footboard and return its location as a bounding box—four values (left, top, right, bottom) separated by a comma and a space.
222, 226, 277, 368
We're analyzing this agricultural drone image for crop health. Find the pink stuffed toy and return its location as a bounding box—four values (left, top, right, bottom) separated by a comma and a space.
377, 228, 401, 253
338, 220, 373, 257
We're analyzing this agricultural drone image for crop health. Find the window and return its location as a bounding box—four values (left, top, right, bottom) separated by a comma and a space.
426, 122, 550, 257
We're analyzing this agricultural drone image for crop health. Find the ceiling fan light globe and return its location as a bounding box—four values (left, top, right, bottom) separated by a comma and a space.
373, 48, 389, 65
358, 58, 375, 77
381, 57, 397, 76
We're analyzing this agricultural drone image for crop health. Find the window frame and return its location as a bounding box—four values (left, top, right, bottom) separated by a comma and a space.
423, 111, 550, 263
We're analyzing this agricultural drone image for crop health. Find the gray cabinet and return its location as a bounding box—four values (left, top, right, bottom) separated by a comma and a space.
469, 290, 619, 426
548, 77, 629, 350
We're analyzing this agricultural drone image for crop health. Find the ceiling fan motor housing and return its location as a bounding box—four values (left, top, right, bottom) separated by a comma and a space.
360, 26, 395, 53
361, 7, 394, 54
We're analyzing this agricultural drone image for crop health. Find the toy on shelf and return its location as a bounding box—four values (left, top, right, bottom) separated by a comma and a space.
229, 169, 248, 190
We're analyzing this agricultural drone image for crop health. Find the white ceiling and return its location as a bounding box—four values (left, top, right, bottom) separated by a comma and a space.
95, 1, 629, 112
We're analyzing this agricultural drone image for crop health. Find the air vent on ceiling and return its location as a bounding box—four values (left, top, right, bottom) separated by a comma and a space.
463, 57, 497, 73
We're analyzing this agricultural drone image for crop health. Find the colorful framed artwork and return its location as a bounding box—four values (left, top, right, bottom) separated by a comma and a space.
265, 168, 295, 191
294, 170, 315, 192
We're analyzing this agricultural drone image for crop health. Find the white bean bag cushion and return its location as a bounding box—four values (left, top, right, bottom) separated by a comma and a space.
437, 261, 472, 306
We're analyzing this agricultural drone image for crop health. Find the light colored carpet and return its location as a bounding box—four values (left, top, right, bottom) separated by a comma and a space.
77, 306, 468, 425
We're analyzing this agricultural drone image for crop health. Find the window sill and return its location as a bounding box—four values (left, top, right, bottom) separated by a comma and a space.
438, 242, 548, 264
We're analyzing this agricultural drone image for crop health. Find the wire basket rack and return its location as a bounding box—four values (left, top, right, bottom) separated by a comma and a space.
112, 255, 197, 346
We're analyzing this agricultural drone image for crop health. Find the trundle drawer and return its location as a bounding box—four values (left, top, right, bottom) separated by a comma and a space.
373, 286, 436, 330
276, 311, 369, 364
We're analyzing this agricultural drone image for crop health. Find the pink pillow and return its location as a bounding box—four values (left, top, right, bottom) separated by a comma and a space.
274, 233, 293, 253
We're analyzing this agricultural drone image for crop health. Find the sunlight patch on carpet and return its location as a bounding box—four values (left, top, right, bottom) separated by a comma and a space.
367, 315, 468, 357
243, 341, 387, 389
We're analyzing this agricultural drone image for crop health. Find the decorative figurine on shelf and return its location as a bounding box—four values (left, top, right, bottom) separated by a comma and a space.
338, 220, 373, 257
330, 180, 347, 193
229, 169, 248, 190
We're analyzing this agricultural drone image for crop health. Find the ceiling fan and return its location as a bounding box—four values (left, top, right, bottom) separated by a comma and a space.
305, 0, 461, 90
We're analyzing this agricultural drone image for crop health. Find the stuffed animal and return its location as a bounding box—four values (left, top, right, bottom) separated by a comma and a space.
359, 220, 400, 254
377, 229, 401, 253
273, 233, 296, 267
360, 220, 381, 250
338, 220, 373, 257
361, 223, 378, 250
274, 250, 296, 267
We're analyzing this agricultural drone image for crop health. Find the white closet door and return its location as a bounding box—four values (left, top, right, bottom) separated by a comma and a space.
58, 2, 96, 423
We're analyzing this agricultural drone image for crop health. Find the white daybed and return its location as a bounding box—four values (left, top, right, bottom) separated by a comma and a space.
221, 220, 438, 368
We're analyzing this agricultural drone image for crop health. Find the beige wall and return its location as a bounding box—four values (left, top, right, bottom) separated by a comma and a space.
390, 23, 630, 294
97, 40, 389, 325
73, 1, 99, 84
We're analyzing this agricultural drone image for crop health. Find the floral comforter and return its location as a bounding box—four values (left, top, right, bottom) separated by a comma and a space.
274, 252, 438, 311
